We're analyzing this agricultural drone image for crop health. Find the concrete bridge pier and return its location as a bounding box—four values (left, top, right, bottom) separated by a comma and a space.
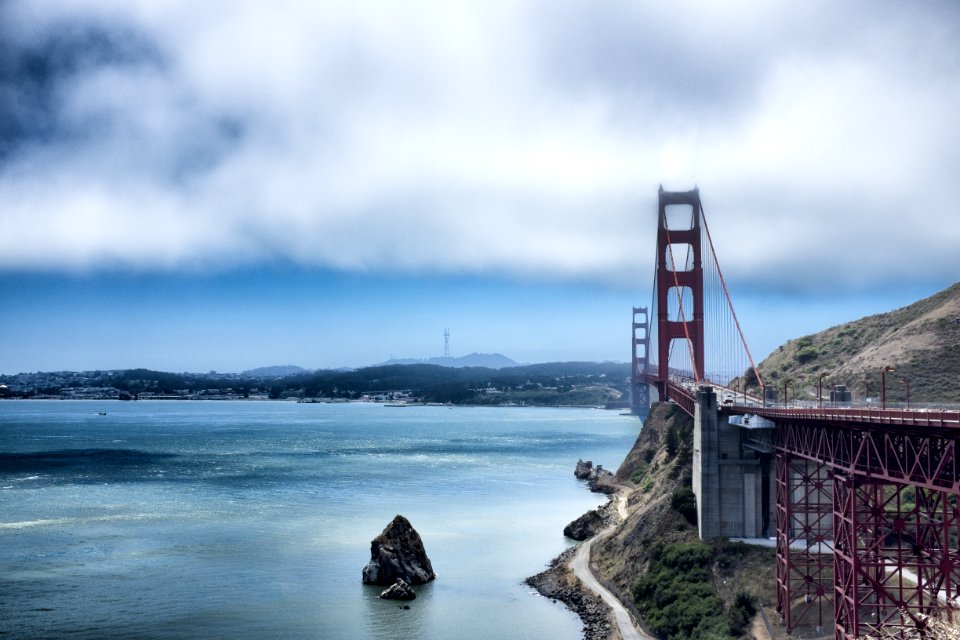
692, 385, 773, 540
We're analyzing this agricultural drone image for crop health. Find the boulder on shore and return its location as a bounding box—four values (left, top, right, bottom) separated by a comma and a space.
362, 515, 436, 586
563, 508, 606, 541
380, 578, 417, 600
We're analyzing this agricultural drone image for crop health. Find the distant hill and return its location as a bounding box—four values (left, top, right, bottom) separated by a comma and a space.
1, 360, 631, 405
242, 365, 308, 377
376, 353, 518, 369
753, 283, 960, 403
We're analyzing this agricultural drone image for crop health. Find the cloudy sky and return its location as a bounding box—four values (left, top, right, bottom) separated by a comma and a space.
1, 0, 958, 374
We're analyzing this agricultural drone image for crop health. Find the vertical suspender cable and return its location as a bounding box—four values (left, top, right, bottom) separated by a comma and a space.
699, 204, 764, 392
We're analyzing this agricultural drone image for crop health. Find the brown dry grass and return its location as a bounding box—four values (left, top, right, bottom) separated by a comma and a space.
754, 283, 960, 403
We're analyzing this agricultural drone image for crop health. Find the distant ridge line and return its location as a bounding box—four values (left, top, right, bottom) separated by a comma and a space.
374, 353, 518, 369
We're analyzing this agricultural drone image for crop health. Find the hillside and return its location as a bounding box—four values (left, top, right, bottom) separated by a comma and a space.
591, 403, 777, 640
0, 361, 631, 406
751, 283, 960, 404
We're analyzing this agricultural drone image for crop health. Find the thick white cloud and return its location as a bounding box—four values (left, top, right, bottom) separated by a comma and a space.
1, 0, 958, 290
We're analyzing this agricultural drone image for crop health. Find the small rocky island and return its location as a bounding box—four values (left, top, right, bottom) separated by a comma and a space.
362, 515, 436, 600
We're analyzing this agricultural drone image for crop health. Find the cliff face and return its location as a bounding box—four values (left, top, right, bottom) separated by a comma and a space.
592, 403, 697, 599
592, 402, 778, 640
753, 282, 960, 403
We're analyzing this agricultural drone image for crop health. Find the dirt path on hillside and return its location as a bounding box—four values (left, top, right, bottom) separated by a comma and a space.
570, 492, 653, 640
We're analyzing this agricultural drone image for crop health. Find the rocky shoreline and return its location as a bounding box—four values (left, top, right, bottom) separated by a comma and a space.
524, 547, 617, 640
525, 465, 625, 640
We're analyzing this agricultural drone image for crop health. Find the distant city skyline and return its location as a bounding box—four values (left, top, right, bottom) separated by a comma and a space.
1, 2, 957, 374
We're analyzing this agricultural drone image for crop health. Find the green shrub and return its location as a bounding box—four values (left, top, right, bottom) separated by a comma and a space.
796, 345, 819, 363
633, 541, 759, 640
727, 591, 757, 636
666, 425, 680, 457
630, 461, 649, 484
640, 476, 655, 493
633, 542, 725, 639
671, 487, 697, 525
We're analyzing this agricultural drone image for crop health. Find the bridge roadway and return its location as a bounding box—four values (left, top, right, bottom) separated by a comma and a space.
643, 373, 960, 431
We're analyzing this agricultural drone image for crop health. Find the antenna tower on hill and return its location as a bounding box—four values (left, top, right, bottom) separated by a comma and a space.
444, 328, 450, 357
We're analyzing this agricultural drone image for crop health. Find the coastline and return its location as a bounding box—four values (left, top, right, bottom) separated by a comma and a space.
525, 546, 620, 640
525, 487, 629, 640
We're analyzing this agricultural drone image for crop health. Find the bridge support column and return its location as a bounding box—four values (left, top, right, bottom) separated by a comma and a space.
776, 420, 960, 639
832, 471, 860, 640
693, 386, 720, 539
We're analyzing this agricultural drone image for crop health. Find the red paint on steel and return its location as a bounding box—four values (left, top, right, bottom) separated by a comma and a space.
655, 188, 705, 398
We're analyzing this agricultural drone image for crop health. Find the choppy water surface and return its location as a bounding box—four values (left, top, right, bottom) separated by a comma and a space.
0, 400, 639, 639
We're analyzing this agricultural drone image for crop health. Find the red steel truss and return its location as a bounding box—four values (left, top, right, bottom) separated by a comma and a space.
772, 417, 960, 640
777, 454, 834, 631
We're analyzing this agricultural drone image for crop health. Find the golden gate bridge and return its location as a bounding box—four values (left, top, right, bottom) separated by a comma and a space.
631, 187, 959, 640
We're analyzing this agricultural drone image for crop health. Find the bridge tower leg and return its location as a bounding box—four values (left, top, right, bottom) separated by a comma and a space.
655, 187, 705, 400
631, 306, 650, 417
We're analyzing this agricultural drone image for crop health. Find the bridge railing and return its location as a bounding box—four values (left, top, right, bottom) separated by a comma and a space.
730, 403, 960, 430
638, 372, 960, 429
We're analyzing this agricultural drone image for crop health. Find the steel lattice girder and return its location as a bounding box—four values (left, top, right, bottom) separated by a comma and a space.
775, 420, 960, 640
777, 420, 958, 492
833, 477, 959, 639
776, 452, 834, 631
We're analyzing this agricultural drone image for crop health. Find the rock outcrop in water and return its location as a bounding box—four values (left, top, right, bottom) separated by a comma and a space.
379, 578, 417, 600
574, 459, 595, 479
361, 515, 436, 586
574, 459, 615, 493
574, 459, 612, 482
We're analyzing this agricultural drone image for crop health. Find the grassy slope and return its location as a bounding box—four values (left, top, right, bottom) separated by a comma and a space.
752, 282, 960, 403
592, 403, 776, 640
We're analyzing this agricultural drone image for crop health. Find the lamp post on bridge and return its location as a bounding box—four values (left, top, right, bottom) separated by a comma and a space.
881, 365, 896, 409
901, 377, 910, 409
782, 379, 791, 406
817, 372, 830, 409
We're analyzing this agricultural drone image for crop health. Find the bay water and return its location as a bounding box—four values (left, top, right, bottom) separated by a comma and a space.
0, 400, 639, 639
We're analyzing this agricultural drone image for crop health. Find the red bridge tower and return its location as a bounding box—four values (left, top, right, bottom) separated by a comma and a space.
655, 187, 705, 398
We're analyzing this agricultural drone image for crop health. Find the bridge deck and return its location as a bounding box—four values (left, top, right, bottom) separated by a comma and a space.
639, 373, 960, 431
